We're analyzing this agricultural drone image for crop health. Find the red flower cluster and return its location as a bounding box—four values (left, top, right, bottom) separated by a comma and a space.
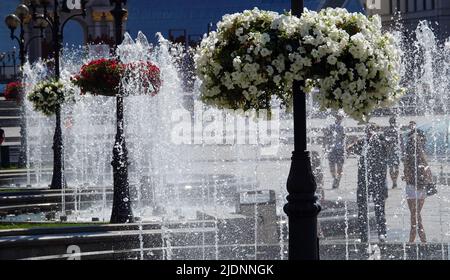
125, 61, 162, 95
72, 58, 124, 96
72, 58, 161, 97
4, 81, 24, 103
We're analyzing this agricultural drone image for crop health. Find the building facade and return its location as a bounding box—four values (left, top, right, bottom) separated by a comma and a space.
24, 0, 130, 62
1, 0, 128, 83
366, 0, 450, 42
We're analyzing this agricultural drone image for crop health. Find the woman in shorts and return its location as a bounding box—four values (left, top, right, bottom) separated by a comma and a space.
402, 121, 430, 243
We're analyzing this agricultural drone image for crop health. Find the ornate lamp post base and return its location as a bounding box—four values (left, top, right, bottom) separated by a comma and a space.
284, 151, 321, 260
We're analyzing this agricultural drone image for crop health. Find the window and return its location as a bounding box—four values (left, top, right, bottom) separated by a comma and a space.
416, 0, 425, 10
390, 0, 393, 14
414, 0, 417, 12
405, 0, 409, 12
423, 0, 436, 10
397, 0, 401, 12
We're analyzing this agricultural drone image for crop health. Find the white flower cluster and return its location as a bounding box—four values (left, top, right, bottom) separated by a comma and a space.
195, 8, 403, 121
294, 8, 404, 121
28, 80, 73, 116
195, 8, 297, 111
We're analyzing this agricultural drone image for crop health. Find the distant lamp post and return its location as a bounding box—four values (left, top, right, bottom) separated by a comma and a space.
5, 15, 23, 64
24, 0, 88, 189
5, 4, 47, 169
109, 0, 134, 224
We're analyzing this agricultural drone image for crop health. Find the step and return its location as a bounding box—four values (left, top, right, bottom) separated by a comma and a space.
0, 101, 19, 109
0, 118, 20, 127
0, 109, 20, 117
4, 137, 21, 142
0, 220, 213, 238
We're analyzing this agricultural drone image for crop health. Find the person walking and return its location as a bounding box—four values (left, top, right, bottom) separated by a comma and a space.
324, 114, 346, 189
402, 121, 429, 243
384, 116, 400, 189
348, 124, 389, 243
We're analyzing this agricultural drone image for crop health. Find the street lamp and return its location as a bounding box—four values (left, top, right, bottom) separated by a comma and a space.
5, 4, 47, 169
4, 14, 23, 67
25, 0, 88, 189
283, 0, 321, 260
109, 0, 134, 224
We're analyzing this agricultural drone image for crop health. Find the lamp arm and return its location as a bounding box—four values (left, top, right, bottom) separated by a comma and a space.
34, 14, 54, 30
10, 32, 21, 45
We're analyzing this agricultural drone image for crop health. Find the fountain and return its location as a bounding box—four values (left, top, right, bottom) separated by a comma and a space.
2, 17, 450, 260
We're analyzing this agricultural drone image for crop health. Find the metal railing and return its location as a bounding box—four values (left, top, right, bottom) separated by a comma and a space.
0, 51, 18, 83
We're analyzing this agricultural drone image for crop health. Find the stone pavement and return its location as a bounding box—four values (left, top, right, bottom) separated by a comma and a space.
174, 139, 450, 245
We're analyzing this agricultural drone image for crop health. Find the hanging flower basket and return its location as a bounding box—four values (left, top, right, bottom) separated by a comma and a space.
72, 58, 124, 96
4, 81, 24, 104
28, 80, 73, 116
72, 58, 162, 96
195, 8, 404, 121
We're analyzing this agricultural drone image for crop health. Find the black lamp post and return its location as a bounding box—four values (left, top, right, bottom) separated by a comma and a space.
283, 0, 321, 260
26, 0, 88, 190
5, 5, 47, 169
109, 0, 134, 224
